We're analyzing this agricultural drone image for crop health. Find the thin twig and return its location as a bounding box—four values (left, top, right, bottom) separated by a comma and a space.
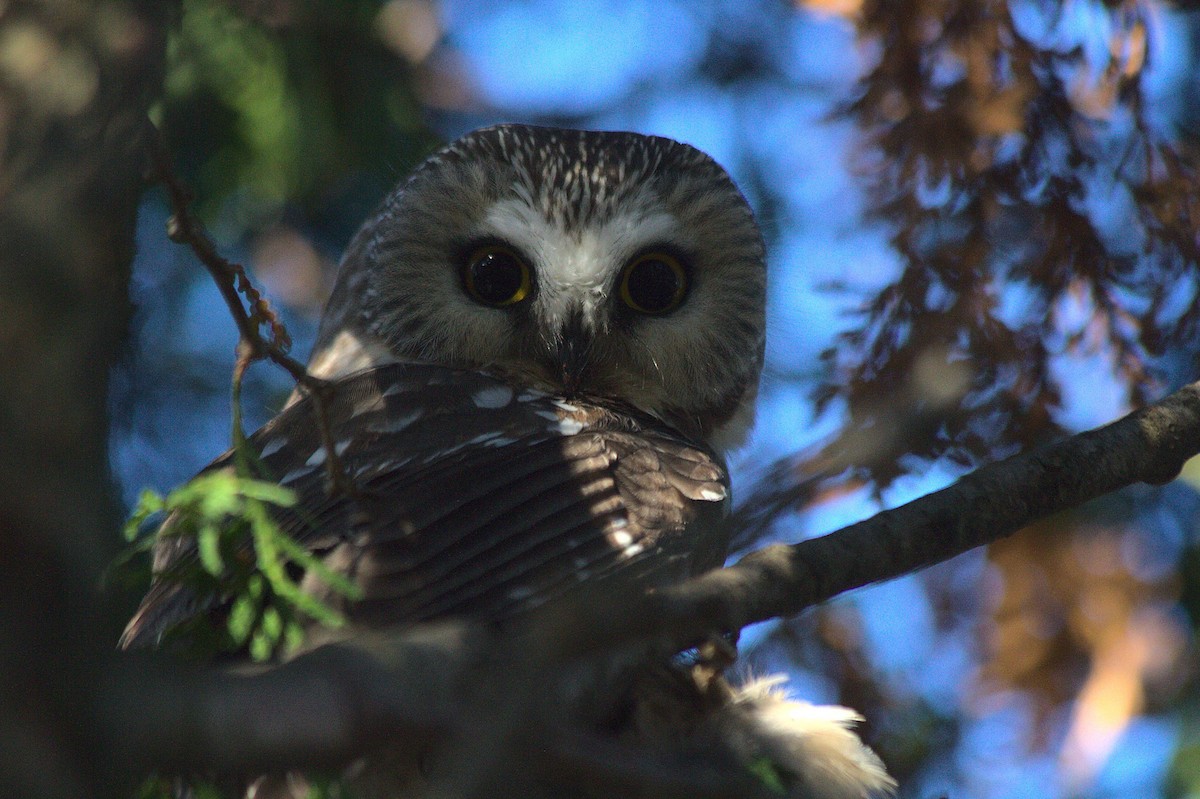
149, 128, 355, 496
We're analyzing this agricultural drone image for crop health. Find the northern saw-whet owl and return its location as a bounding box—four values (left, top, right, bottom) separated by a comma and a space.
123, 125, 894, 799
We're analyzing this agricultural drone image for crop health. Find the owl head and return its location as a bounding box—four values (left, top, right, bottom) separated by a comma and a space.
310, 124, 766, 449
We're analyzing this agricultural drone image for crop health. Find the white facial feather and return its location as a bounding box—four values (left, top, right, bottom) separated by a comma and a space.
481, 194, 681, 334
312, 124, 767, 449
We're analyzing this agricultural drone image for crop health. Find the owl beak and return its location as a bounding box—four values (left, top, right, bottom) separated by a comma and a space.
556, 311, 592, 396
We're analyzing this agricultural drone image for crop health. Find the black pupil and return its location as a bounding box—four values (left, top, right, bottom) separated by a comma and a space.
470, 251, 524, 304
628, 259, 681, 312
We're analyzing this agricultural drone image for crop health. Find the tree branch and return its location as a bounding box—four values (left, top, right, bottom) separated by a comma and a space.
102, 626, 463, 778
101, 380, 1200, 791
633, 379, 1200, 652
103, 623, 778, 799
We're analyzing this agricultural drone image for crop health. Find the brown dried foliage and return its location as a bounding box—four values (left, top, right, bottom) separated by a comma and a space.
733, 2, 1200, 786
827, 0, 1197, 482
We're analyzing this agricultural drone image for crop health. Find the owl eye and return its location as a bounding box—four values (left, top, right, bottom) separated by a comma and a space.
462, 246, 532, 307
619, 252, 688, 315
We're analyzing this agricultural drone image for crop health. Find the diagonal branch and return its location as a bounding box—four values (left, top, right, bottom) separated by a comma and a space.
149, 131, 356, 496
105, 379, 1200, 790
148, 130, 306, 384
632, 379, 1200, 652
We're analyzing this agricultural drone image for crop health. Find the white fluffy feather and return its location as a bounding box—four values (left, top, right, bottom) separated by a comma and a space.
719, 675, 896, 799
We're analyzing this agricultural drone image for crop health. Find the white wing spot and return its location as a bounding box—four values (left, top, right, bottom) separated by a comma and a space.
351, 396, 386, 416
465, 431, 517, 448
551, 399, 580, 412
367, 410, 422, 433
610, 530, 633, 548
464, 431, 504, 445
699, 486, 728, 502
557, 418, 584, 435
281, 466, 316, 483
473, 385, 513, 408
306, 448, 327, 467
355, 458, 408, 477
258, 438, 285, 458
335, 439, 353, 456
518, 389, 549, 402
506, 586, 534, 601
623, 543, 645, 558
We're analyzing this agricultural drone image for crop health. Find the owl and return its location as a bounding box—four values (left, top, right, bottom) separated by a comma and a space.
122, 125, 893, 799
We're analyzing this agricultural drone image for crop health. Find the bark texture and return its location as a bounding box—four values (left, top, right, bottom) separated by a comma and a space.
0, 2, 167, 796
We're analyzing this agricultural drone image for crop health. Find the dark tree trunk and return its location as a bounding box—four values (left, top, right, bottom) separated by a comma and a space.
0, 2, 168, 796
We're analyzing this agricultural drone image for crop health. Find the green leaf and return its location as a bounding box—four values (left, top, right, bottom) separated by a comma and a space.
271, 526, 362, 600
302, 774, 352, 799
124, 489, 165, 541
197, 473, 244, 518
249, 629, 273, 662
165, 471, 222, 508
197, 521, 225, 575
246, 499, 347, 627
133, 776, 177, 799
227, 592, 257, 646
745, 757, 787, 795
118, 459, 351, 663
238, 479, 298, 507
284, 619, 306, 654
190, 781, 226, 799
261, 605, 283, 641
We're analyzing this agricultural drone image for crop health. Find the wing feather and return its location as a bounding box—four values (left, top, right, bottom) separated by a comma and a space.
121, 364, 729, 649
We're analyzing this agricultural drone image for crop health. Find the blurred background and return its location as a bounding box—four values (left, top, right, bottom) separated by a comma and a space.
109, 1, 1200, 796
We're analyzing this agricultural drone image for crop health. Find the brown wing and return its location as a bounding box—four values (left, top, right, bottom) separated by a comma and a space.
120, 363, 730, 649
